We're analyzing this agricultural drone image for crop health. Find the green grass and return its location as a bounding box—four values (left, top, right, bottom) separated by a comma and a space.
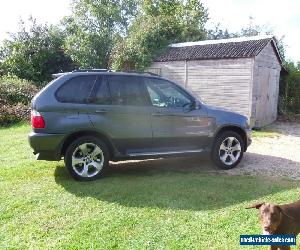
252, 128, 282, 138
1, 123, 300, 249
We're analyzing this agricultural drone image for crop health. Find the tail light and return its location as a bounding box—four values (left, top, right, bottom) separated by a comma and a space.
31, 110, 45, 128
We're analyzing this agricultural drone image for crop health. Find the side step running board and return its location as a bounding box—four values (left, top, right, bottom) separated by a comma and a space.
128, 149, 203, 157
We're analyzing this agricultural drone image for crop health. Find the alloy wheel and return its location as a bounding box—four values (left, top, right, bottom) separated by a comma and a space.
219, 137, 241, 166
71, 143, 104, 178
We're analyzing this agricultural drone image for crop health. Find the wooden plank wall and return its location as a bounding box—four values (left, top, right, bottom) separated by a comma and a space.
149, 58, 253, 118
150, 61, 186, 86
252, 42, 281, 127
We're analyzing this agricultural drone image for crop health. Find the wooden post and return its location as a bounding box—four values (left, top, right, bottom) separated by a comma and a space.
185, 60, 188, 88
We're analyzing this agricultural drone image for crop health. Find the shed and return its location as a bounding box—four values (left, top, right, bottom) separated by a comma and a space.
147, 35, 285, 128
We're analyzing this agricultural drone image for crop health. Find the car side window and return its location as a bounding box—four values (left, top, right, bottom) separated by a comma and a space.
107, 75, 148, 106
144, 78, 193, 109
92, 79, 111, 105
56, 75, 96, 103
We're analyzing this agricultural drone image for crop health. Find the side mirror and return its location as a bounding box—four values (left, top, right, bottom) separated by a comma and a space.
183, 100, 197, 112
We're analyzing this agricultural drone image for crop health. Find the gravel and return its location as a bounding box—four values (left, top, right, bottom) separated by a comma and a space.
225, 122, 300, 180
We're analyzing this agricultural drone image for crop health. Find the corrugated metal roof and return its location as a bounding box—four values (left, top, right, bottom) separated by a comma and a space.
155, 36, 276, 62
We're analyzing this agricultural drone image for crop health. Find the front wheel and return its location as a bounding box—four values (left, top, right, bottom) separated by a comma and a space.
211, 131, 244, 169
65, 136, 110, 181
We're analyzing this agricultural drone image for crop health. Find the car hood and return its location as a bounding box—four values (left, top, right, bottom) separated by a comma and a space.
205, 104, 230, 113
204, 104, 247, 125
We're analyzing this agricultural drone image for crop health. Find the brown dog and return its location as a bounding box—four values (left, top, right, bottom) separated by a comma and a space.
247, 200, 300, 250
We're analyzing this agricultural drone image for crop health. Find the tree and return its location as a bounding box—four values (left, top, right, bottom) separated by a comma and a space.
63, 0, 139, 69
207, 17, 286, 60
240, 21, 286, 61
0, 18, 74, 85
110, 15, 182, 70
111, 0, 208, 70
207, 23, 235, 40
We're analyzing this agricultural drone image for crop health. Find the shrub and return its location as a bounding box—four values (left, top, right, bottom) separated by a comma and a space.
0, 75, 40, 126
0, 103, 31, 126
0, 75, 39, 105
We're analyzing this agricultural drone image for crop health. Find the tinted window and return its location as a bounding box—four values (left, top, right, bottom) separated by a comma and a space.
92, 79, 111, 105
56, 75, 96, 103
107, 76, 148, 106
145, 78, 192, 108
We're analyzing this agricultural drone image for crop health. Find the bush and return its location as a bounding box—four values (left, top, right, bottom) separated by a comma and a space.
0, 103, 31, 126
0, 75, 40, 126
0, 75, 39, 105
279, 62, 300, 114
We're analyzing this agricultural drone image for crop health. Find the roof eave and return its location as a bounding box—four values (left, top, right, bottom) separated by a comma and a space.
267, 39, 288, 74
154, 55, 256, 63
269, 39, 284, 65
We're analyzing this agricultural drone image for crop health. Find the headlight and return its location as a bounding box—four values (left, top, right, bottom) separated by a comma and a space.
245, 118, 251, 129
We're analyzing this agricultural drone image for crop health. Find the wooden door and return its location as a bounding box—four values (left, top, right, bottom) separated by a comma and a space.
256, 66, 269, 126
255, 66, 279, 127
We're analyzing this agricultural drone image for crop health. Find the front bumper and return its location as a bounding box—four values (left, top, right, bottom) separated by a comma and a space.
28, 132, 65, 161
246, 128, 252, 149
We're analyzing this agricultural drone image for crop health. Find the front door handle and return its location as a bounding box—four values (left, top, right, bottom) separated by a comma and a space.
152, 112, 165, 116
95, 109, 107, 114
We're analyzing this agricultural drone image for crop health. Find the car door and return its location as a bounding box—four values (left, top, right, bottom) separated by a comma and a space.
87, 75, 152, 155
144, 77, 212, 151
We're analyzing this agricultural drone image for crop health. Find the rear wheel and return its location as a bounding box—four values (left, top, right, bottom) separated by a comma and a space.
65, 136, 109, 181
211, 131, 244, 169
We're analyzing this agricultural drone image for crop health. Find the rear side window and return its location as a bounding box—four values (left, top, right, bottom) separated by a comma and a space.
56, 75, 97, 103
92, 79, 111, 105
107, 76, 149, 106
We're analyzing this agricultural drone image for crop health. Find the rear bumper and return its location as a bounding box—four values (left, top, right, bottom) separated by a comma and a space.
28, 132, 65, 161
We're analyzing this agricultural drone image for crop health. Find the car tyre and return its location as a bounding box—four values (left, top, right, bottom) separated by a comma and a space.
211, 131, 244, 170
65, 136, 110, 181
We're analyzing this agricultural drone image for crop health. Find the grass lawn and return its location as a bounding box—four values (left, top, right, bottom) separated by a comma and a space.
1, 123, 300, 249
252, 128, 282, 138
252, 126, 282, 138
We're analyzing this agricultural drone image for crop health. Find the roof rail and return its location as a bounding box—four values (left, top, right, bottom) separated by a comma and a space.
72, 69, 109, 73
52, 69, 111, 79
52, 72, 70, 79
121, 70, 160, 77
144, 71, 160, 77
52, 69, 160, 79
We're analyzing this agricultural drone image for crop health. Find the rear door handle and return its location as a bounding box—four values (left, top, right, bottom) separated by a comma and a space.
152, 112, 178, 117
95, 109, 107, 114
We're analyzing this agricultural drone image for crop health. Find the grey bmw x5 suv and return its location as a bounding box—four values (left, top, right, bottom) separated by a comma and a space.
29, 69, 251, 181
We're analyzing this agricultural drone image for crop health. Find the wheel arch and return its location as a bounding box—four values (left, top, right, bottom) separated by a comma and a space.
60, 130, 116, 158
214, 125, 247, 151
